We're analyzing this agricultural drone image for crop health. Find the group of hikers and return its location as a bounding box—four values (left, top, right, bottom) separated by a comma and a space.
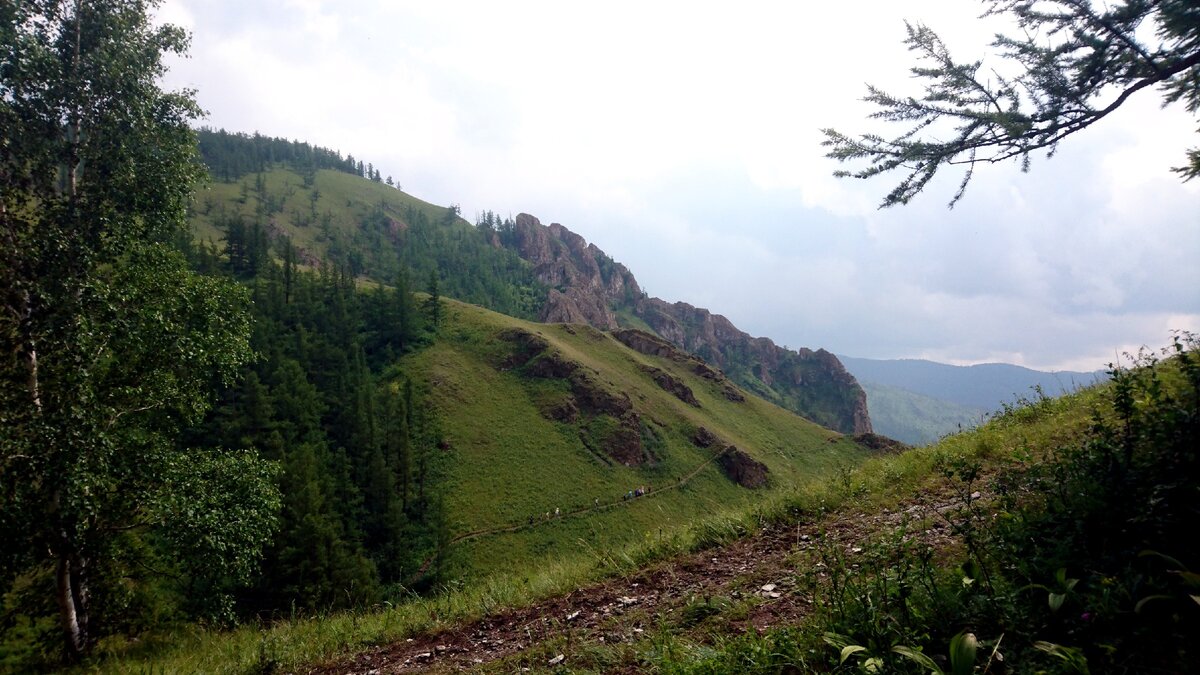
525, 485, 654, 527
622, 485, 651, 500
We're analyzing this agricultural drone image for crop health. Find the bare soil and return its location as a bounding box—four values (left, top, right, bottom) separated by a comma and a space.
307, 476, 983, 674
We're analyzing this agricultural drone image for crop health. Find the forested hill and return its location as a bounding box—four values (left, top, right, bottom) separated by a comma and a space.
838, 355, 1106, 411
190, 129, 870, 435
838, 355, 1107, 445
191, 130, 546, 321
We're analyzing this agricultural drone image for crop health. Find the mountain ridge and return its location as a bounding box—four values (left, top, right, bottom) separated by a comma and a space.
501, 212, 872, 435
838, 354, 1106, 411
189, 130, 871, 436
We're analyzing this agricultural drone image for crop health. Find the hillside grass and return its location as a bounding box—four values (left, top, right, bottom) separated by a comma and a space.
80, 333, 1116, 674
189, 167, 452, 259
403, 299, 869, 578
552, 342, 1198, 673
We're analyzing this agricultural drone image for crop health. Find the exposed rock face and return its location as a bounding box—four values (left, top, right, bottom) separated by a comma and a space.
852, 433, 910, 454
503, 214, 872, 435
640, 365, 700, 407
613, 329, 727, 383
541, 397, 579, 423
496, 326, 651, 466
692, 426, 720, 448
509, 214, 641, 330
634, 298, 867, 432
716, 446, 769, 489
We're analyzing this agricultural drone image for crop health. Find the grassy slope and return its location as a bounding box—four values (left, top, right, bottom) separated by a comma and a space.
88, 354, 1110, 674
408, 299, 870, 577
190, 167, 452, 260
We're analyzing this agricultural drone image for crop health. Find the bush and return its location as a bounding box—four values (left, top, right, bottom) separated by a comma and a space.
805, 334, 1199, 673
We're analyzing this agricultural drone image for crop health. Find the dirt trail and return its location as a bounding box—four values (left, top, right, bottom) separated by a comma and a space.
458, 442, 739, 545
310, 478, 981, 674
402, 444, 738, 585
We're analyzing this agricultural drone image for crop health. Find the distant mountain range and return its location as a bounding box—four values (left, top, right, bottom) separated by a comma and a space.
838, 355, 1107, 444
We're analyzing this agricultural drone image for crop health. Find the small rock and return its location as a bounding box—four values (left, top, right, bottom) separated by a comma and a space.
415, 652, 432, 660
800, 534, 811, 541
549, 654, 565, 666
618, 596, 639, 605
971, 491, 982, 499
566, 610, 581, 621
435, 645, 447, 654
766, 591, 782, 599
761, 583, 777, 592
851, 547, 863, 554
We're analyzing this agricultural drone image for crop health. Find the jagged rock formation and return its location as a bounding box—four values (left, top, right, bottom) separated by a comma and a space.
614, 329, 745, 403
503, 214, 872, 434
508, 214, 640, 329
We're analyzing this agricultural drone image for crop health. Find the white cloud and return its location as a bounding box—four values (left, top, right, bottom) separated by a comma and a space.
158, 0, 1200, 371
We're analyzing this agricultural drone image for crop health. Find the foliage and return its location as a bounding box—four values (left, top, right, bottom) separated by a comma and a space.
0, 0, 275, 660
823, 0, 1200, 207
64, 343, 1094, 674
189, 136, 547, 321
196, 128, 363, 184
857, 381, 984, 446
184, 262, 449, 615
801, 334, 1199, 672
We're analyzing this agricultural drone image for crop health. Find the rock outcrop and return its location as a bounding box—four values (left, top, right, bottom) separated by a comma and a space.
502, 214, 872, 435
852, 433, 910, 454
509, 214, 641, 330
640, 365, 700, 407
716, 446, 770, 489
497, 326, 654, 466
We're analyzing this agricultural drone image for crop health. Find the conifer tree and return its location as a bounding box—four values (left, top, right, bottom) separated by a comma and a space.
823, 0, 1200, 207
424, 269, 443, 328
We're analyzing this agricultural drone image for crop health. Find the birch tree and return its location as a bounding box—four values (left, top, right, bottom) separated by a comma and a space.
1, 0, 276, 658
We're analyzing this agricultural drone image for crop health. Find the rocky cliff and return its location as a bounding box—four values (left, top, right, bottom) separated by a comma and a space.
507, 214, 640, 329
502, 214, 872, 435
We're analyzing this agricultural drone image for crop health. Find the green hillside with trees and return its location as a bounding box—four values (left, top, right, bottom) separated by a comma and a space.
190, 129, 546, 322
0, 12, 877, 667
857, 381, 985, 445
3, 1, 1195, 672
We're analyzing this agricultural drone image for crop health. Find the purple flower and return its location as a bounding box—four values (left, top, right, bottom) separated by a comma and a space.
1080, 612, 1092, 622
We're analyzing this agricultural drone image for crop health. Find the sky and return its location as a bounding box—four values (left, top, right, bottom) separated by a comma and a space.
157, 0, 1199, 371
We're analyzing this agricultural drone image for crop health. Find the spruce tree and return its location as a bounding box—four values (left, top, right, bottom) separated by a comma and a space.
824, 0, 1200, 207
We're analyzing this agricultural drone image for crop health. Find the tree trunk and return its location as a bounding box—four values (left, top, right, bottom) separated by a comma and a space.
55, 549, 86, 658
70, 554, 90, 646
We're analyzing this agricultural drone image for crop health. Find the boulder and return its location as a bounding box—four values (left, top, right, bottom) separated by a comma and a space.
716, 446, 769, 489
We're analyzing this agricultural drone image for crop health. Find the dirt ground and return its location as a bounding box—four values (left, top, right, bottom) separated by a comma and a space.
307, 479, 981, 674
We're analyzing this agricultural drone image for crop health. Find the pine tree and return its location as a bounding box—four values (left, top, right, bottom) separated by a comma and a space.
823, 0, 1200, 207
424, 269, 442, 328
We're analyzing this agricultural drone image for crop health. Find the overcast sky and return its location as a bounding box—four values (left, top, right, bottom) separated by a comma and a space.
158, 0, 1199, 371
